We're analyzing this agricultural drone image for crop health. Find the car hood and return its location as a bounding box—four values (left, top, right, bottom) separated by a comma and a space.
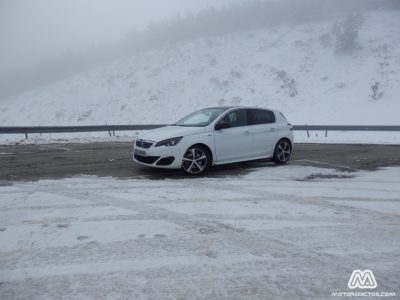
137, 125, 206, 142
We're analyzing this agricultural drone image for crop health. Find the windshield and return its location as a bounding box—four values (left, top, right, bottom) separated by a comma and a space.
175, 108, 228, 127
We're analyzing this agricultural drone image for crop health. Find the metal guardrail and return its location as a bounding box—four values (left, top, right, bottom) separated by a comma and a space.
0, 125, 169, 139
0, 124, 400, 139
293, 125, 400, 131
292, 125, 400, 138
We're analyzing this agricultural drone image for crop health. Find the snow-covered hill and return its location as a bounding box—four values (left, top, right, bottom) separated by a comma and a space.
1, 10, 399, 126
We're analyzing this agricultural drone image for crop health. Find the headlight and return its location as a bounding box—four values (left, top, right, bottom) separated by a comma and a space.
155, 136, 183, 147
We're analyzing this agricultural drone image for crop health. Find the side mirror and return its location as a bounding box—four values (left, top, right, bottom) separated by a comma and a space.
215, 121, 231, 130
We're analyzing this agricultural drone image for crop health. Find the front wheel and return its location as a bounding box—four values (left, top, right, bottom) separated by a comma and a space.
181, 145, 210, 175
273, 139, 292, 164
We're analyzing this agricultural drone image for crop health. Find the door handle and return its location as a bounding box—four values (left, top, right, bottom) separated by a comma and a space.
269, 128, 276, 132
243, 131, 250, 135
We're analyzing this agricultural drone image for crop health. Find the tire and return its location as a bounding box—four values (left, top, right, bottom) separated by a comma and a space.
181, 145, 211, 175
273, 139, 292, 164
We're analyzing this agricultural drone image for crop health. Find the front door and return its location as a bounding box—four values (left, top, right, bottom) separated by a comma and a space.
214, 109, 252, 163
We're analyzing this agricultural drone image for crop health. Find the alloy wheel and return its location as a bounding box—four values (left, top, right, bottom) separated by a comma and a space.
276, 140, 291, 163
182, 147, 208, 175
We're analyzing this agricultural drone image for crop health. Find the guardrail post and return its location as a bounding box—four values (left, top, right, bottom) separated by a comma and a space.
306, 125, 309, 138
325, 130, 328, 137
25, 132, 28, 139
108, 130, 112, 137
113, 130, 115, 137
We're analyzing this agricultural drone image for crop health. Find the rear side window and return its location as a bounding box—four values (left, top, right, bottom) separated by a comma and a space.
249, 109, 275, 125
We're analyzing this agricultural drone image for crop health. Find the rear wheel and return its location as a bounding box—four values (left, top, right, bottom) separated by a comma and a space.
273, 139, 292, 164
181, 145, 210, 175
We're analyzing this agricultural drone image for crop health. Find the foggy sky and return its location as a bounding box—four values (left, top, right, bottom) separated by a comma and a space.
0, 0, 241, 75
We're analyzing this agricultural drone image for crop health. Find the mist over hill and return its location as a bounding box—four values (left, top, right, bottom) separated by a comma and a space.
1, 8, 399, 127
0, 0, 397, 99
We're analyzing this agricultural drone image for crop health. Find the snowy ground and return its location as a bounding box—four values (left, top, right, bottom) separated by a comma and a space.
0, 165, 399, 299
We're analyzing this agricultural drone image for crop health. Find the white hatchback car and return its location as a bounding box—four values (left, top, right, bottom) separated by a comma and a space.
133, 106, 294, 175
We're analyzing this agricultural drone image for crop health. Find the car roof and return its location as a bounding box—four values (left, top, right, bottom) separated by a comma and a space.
202, 106, 237, 109
205, 106, 277, 111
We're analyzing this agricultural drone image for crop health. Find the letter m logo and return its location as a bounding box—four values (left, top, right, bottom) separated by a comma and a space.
348, 269, 377, 289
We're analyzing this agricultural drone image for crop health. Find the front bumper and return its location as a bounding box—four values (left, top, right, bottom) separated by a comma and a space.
132, 142, 183, 169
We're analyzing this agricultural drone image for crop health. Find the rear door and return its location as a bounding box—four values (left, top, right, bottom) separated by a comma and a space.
248, 109, 277, 157
214, 109, 252, 163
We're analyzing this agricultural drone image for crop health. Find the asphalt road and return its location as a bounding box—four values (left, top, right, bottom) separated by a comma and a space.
1, 142, 400, 182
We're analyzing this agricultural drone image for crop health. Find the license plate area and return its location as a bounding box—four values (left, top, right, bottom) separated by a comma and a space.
134, 148, 147, 156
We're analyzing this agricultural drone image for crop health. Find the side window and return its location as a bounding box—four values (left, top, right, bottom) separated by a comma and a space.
249, 109, 275, 125
219, 109, 248, 128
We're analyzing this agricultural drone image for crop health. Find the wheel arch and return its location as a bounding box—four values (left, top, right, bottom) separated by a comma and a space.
277, 137, 292, 148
